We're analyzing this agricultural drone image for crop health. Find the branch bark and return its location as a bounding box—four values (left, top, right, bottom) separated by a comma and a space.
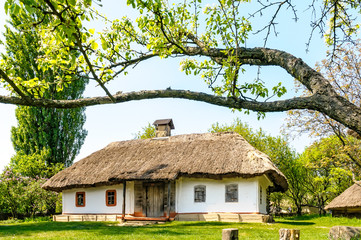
0, 88, 321, 110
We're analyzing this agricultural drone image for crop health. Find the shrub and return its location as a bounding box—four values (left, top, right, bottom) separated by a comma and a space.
0, 168, 61, 219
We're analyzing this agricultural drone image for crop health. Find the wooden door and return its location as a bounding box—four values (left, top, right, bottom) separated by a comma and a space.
144, 183, 164, 217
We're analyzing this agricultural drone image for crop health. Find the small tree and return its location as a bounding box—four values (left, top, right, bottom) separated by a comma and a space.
282, 159, 308, 216
300, 136, 355, 214
9, 149, 64, 179
134, 123, 156, 139
0, 168, 60, 218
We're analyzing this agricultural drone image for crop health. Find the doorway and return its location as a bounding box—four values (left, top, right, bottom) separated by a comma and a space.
144, 182, 165, 217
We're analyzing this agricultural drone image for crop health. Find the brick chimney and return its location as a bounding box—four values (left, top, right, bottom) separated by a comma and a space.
153, 119, 175, 137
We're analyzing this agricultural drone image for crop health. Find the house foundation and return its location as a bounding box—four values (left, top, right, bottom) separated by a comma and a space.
53, 213, 272, 223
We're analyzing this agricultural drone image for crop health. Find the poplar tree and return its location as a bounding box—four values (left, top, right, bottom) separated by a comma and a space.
2, 17, 88, 177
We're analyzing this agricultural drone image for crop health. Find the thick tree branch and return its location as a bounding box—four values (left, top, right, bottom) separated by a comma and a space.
0, 89, 317, 110
182, 46, 330, 93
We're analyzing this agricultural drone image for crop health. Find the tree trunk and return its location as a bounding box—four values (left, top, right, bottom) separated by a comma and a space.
296, 204, 302, 216
47, 203, 56, 215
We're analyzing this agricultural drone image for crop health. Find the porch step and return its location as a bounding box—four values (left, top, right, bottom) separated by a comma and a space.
119, 221, 159, 226
123, 216, 168, 222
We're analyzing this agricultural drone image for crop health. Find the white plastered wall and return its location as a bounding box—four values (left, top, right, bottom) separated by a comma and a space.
62, 182, 134, 214
175, 176, 273, 214
61, 176, 274, 215
256, 175, 273, 214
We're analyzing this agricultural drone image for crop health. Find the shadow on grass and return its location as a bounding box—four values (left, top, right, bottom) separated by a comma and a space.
0, 222, 106, 237
175, 221, 231, 227
275, 221, 315, 226
278, 214, 328, 221
0, 221, 199, 238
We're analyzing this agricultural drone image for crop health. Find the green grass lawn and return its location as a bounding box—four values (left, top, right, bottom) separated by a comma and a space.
0, 215, 361, 240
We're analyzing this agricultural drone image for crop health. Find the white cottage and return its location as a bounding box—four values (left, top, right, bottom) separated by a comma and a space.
42, 119, 288, 223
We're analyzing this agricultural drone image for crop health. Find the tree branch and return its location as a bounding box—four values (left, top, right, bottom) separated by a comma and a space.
180, 46, 337, 96
0, 88, 319, 110
74, 35, 116, 102
0, 69, 32, 103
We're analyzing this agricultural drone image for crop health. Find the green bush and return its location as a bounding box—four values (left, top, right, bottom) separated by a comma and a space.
0, 168, 61, 219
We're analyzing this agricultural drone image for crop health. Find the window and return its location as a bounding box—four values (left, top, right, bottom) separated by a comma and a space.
106, 190, 117, 206
260, 186, 263, 204
225, 184, 238, 202
76, 192, 85, 207
194, 185, 206, 202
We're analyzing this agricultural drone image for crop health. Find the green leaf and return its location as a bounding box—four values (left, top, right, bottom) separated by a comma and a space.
91, 41, 98, 50
12, 4, 21, 16
4, 1, 9, 15
68, 0, 76, 6
100, 36, 108, 50
89, 28, 95, 35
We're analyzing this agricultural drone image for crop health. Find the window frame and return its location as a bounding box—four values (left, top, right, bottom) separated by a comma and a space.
194, 185, 206, 203
225, 184, 238, 203
75, 192, 86, 207
106, 190, 117, 207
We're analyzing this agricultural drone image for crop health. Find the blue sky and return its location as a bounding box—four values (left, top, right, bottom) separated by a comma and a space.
0, 1, 328, 171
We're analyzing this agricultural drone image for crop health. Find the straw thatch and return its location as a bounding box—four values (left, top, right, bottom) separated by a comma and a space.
42, 132, 288, 192
325, 182, 361, 210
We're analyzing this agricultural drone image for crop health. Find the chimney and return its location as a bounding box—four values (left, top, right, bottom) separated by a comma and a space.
153, 119, 175, 137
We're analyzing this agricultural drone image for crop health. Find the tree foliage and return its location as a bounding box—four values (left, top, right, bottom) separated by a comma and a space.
0, 0, 361, 136
11, 103, 88, 169
135, 123, 156, 139
285, 42, 361, 170
0, 168, 61, 218
9, 149, 64, 178
2, 16, 88, 172
299, 136, 355, 214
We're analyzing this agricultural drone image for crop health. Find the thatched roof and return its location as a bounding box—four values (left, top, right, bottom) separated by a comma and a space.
325, 182, 361, 210
43, 132, 288, 192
